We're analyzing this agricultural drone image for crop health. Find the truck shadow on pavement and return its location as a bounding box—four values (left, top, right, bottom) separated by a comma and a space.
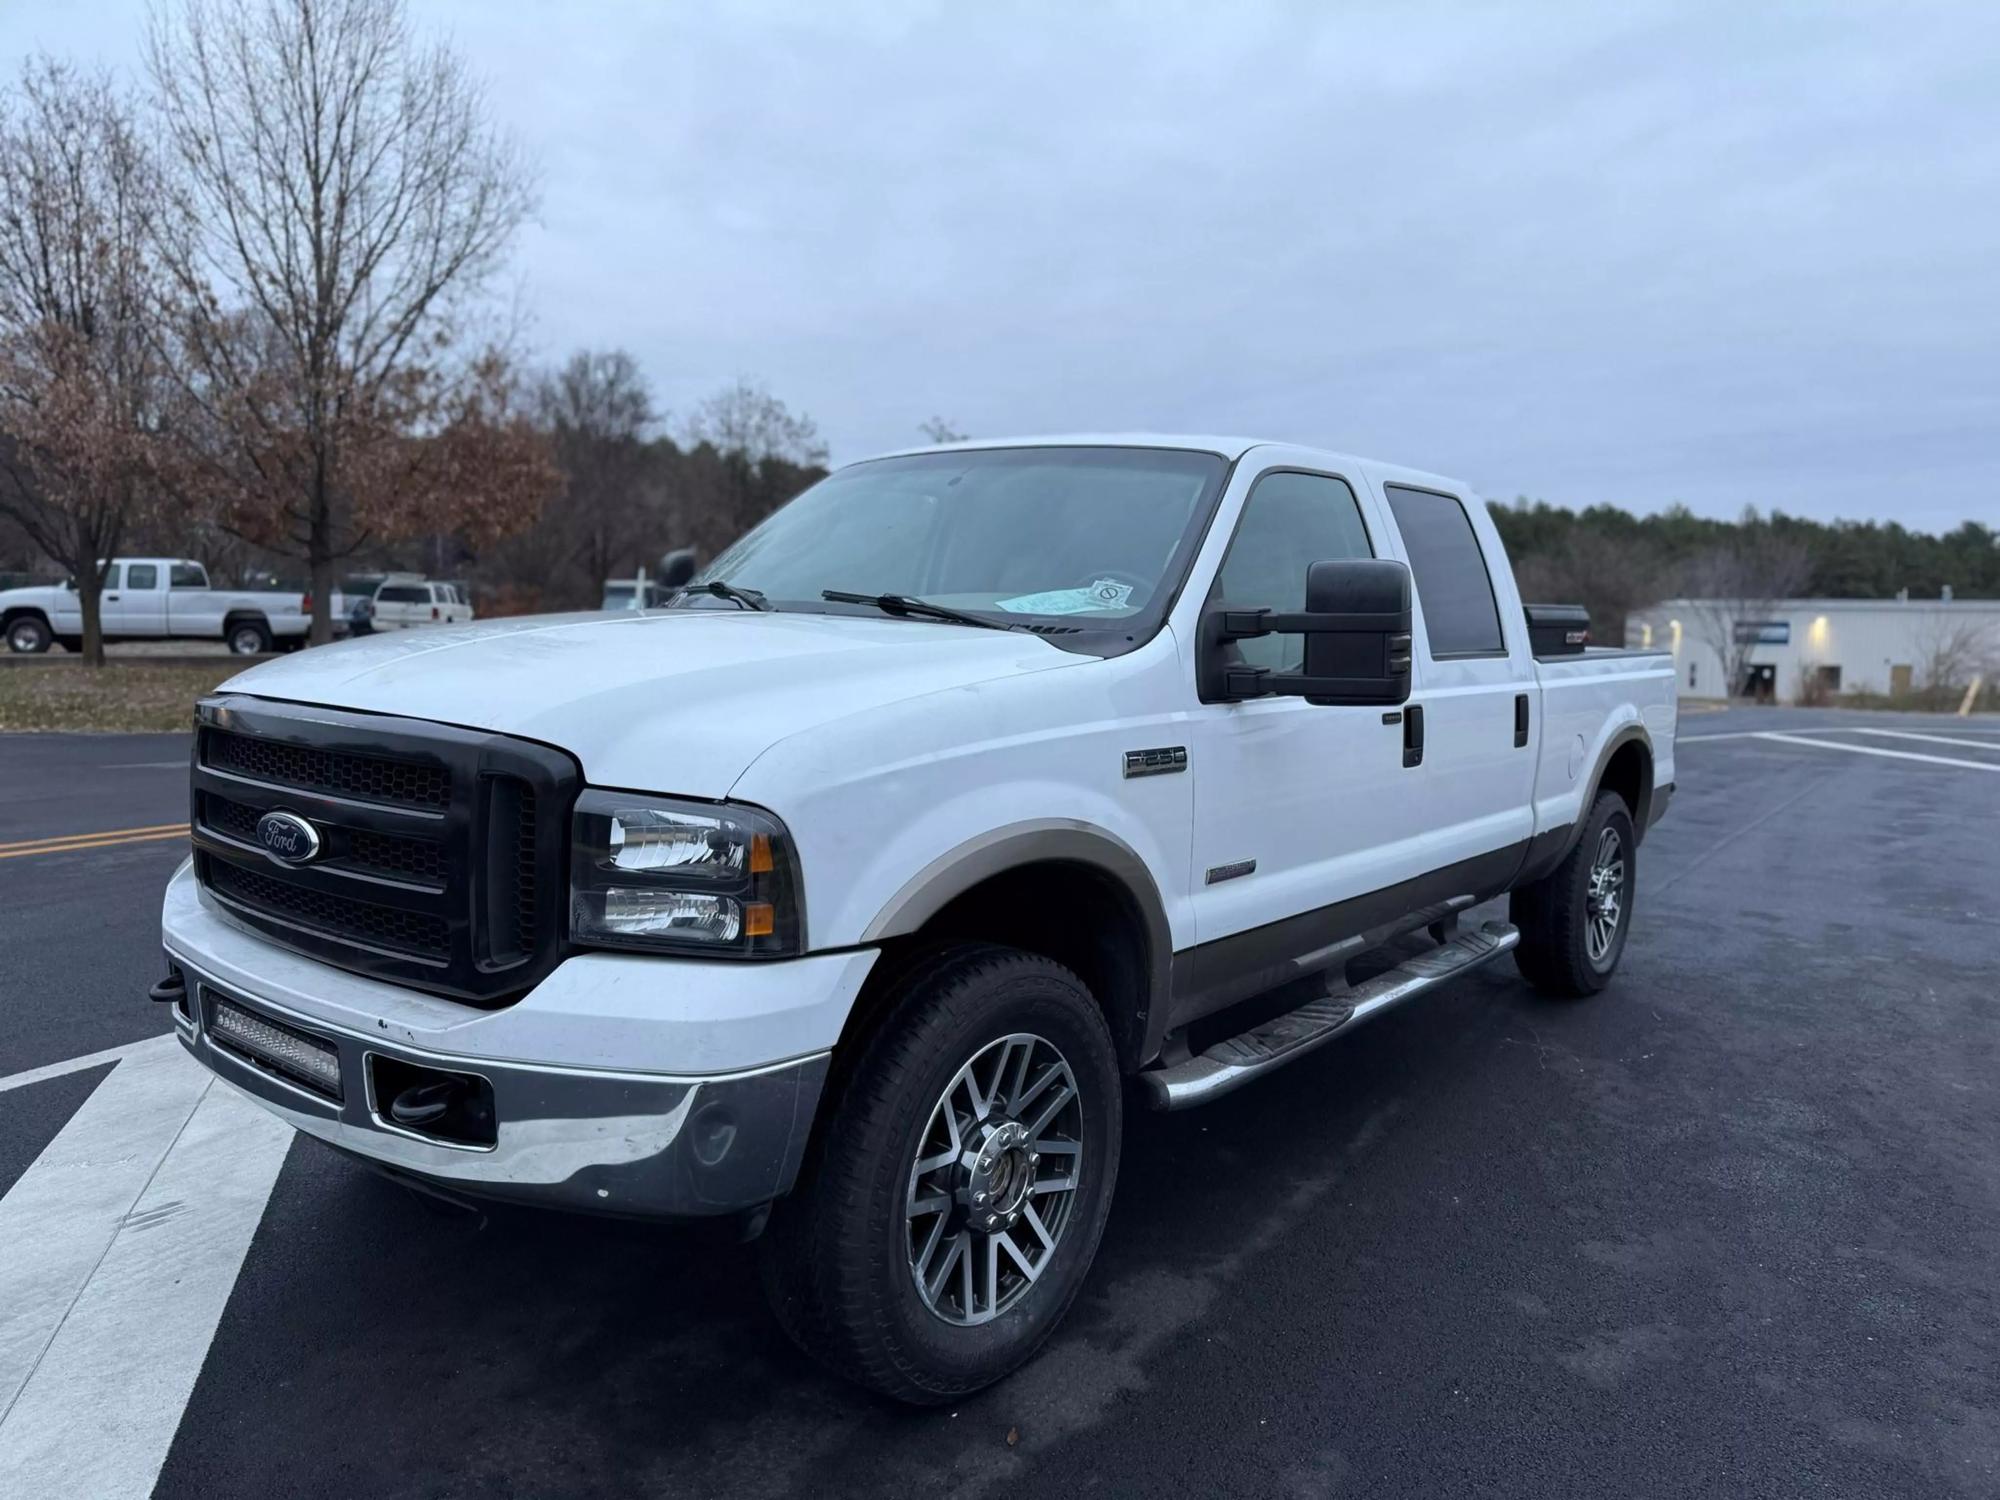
160, 975, 1535, 1500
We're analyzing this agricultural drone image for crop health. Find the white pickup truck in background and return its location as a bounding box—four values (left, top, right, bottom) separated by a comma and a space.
2, 558, 317, 655
157, 435, 1676, 1403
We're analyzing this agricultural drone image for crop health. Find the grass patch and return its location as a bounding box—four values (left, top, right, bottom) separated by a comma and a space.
0, 661, 242, 732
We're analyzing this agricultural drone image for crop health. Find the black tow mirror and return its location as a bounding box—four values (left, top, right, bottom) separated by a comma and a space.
1200, 557, 1413, 706
656, 548, 698, 589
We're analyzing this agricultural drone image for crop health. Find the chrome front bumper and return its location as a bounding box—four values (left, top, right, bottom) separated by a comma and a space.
161, 861, 873, 1219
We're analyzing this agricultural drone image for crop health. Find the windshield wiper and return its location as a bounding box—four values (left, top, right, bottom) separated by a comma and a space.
673, 579, 771, 611
821, 590, 1019, 632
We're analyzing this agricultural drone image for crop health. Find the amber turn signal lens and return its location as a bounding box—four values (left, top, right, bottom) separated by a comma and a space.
749, 833, 773, 874
744, 902, 775, 937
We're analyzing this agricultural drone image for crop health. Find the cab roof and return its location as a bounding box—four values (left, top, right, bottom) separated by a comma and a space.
857, 433, 1476, 500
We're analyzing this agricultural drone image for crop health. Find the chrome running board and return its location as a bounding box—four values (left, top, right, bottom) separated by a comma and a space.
1140, 921, 1520, 1111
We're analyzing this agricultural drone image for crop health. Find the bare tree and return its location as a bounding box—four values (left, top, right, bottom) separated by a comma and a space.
1510, 529, 1665, 647
1677, 532, 1813, 697
0, 59, 177, 664
683, 377, 829, 468
1913, 610, 1999, 709
536, 349, 657, 597
148, 0, 537, 641
918, 416, 967, 445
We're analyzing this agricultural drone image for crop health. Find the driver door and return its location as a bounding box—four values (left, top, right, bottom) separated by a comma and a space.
1185, 465, 1431, 954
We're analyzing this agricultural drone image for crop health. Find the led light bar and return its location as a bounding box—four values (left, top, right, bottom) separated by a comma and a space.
208, 995, 344, 1100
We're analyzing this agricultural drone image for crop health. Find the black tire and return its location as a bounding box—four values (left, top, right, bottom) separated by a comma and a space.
758, 943, 1122, 1404
5, 614, 52, 653
226, 618, 272, 655
1511, 790, 1636, 997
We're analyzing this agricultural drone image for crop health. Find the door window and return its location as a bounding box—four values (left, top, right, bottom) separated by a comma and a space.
125, 563, 158, 590
170, 563, 207, 589
1383, 485, 1505, 657
98, 564, 121, 590
1213, 470, 1373, 672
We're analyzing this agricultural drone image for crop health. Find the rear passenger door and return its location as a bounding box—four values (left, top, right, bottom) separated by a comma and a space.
1376, 482, 1537, 875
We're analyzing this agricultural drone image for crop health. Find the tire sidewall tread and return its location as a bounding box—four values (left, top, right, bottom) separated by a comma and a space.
760, 943, 1121, 1403
1511, 791, 1636, 998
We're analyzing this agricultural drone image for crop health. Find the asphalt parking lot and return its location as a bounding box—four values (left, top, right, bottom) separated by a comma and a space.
2, 709, 1996, 1498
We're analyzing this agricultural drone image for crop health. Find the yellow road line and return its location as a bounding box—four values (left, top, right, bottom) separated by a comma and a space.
0, 821, 189, 854
0, 826, 190, 860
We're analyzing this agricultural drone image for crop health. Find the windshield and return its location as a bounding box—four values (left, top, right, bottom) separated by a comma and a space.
685, 446, 1228, 640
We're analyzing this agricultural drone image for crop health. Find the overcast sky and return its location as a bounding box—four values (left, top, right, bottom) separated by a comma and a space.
6, 1, 1998, 531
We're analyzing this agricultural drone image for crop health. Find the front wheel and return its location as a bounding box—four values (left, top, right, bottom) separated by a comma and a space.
759, 944, 1121, 1403
1511, 790, 1636, 996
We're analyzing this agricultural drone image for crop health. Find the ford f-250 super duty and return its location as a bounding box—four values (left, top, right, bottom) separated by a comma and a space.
156, 436, 1676, 1401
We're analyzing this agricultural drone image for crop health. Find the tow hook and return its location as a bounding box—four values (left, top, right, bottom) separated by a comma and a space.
148, 970, 187, 1004
388, 1078, 464, 1128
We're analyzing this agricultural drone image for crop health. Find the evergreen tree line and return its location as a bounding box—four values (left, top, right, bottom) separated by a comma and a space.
1489, 500, 1999, 645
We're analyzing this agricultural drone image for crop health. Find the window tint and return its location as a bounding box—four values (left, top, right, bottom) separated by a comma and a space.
125, 563, 158, 590
377, 584, 426, 604
1215, 470, 1373, 672
170, 563, 206, 589
1384, 485, 1504, 656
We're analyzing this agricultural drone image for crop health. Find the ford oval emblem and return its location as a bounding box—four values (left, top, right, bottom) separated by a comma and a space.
255, 810, 322, 866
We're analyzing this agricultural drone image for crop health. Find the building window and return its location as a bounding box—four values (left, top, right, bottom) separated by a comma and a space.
1816, 664, 1842, 693
1688, 662, 1698, 690
1732, 619, 1790, 645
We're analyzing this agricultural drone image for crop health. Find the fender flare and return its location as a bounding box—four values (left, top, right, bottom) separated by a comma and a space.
1517, 724, 1657, 887
861, 819, 1174, 1067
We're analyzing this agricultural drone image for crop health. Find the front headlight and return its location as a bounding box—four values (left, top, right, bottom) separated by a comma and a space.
569, 790, 805, 957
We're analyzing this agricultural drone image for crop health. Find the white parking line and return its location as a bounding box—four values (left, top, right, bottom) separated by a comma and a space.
1753, 732, 2000, 773
0, 1034, 172, 1096
1847, 727, 2000, 753
0, 1041, 293, 1498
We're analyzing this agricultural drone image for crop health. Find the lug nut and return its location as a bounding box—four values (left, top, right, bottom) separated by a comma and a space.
974, 1191, 986, 1204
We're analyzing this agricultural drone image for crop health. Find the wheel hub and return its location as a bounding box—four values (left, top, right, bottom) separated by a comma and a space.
958, 1119, 1038, 1232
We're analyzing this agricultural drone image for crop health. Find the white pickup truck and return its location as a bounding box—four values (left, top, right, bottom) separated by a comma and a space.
157, 436, 1676, 1402
2, 558, 314, 655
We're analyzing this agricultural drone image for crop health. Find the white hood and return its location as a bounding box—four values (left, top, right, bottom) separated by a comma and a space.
220, 610, 1080, 797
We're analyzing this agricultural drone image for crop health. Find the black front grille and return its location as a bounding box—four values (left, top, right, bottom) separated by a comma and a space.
347, 827, 448, 886
191, 697, 576, 1004
204, 727, 451, 808
200, 791, 447, 888
205, 861, 450, 957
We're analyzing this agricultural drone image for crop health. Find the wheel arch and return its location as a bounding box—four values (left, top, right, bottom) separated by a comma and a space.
1514, 725, 1656, 888
856, 823, 1172, 1073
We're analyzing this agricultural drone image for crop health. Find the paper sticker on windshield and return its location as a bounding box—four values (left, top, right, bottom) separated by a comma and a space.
996, 579, 1135, 616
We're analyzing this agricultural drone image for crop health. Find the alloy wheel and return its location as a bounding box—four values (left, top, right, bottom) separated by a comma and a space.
905, 1032, 1083, 1326
1585, 826, 1626, 964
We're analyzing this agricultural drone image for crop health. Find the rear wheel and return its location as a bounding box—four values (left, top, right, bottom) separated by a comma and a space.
5, 615, 51, 654
1511, 790, 1635, 996
226, 618, 272, 655
759, 944, 1121, 1403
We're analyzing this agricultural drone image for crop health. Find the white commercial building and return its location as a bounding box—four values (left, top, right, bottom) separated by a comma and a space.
1626, 596, 2000, 703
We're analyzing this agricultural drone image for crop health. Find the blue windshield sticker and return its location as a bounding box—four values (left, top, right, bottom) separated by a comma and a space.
996, 579, 1136, 615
